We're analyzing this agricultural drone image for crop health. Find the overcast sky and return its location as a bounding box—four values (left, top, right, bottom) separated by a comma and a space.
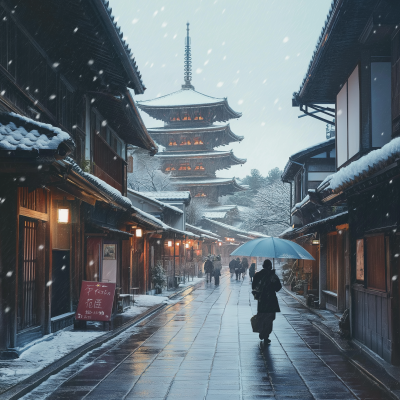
110, 0, 332, 178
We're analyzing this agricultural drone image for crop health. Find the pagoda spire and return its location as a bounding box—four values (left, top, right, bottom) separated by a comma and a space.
182, 23, 194, 90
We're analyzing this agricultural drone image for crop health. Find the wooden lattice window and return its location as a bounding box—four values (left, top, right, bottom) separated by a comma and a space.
193, 137, 204, 145
182, 113, 191, 121
180, 137, 192, 146
356, 239, 364, 281
168, 139, 177, 146
194, 112, 204, 121
195, 164, 205, 170
366, 235, 386, 291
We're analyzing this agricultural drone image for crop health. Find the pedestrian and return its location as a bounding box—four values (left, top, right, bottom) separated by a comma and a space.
235, 258, 241, 280
229, 258, 236, 278
242, 258, 249, 276
213, 267, 221, 285
204, 257, 214, 283
214, 255, 222, 273
252, 259, 282, 344
249, 263, 256, 282
240, 263, 245, 280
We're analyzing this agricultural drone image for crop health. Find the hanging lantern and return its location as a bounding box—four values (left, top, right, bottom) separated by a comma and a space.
218, 242, 222, 246
135, 228, 143, 237
168, 240, 173, 247
185, 243, 189, 248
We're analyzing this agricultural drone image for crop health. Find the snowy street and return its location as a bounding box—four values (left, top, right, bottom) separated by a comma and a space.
20, 268, 387, 400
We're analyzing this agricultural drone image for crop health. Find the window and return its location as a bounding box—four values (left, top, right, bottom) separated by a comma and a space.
366, 235, 386, 291
336, 65, 360, 168
165, 164, 176, 172
180, 137, 191, 146
194, 112, 204, 121
178, 163, 191, 171
356, 239, 364, 281
193, 137, 204, 145
195, 192, 207, 197
195, 164, 205, 170
371, 62, 391, 148
168, 140, 177, 146
182, 113, 191, 121
170, 114, 180, 121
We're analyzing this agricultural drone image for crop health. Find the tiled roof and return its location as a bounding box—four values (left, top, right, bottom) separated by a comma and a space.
0, 112, 74, 153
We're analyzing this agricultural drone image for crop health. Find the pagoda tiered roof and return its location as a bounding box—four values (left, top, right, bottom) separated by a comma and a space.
137, 88, 241, 123
148, 124, 243, 147
156, 150, 246, 165
172, 176, 247, 197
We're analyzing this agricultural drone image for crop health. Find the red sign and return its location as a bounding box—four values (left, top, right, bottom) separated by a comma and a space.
75, 281, 116, 321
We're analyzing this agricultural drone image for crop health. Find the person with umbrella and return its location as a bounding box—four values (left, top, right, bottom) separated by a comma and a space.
230, 237, 314, 343
252, 259, 282, 343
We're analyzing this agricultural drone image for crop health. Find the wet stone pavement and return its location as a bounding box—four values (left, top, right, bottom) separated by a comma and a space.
22, 269, 388, 400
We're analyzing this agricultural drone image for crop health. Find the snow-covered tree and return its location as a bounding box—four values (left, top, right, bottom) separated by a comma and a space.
241, 170, 290, 236
186, 198, 207, 225
128, 147, 173, 192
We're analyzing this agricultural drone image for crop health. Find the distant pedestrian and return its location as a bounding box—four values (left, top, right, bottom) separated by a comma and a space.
204, 258, 214, 283
252, 259, 282, 343
242, 258, 249, 276
229, 259, 236, 278
235, 258, 241, 280
249, 263, 256, 282
240, 263, 245, 280
214, 255, 222, 272
213, 267, 221, 285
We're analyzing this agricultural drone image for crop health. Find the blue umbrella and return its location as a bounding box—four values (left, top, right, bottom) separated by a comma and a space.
230, 237, 314, 260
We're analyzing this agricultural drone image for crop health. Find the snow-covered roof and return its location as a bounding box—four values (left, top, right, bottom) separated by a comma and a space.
137, 88, 230, 108
0, 112, 74, 152
326, 137, 400, 193
282, 137, 335, 181
185, 223, 220, 239
291, 195, 311, 214
65, 157, 132, 210
202, 211, 228, 219
202, 218, 268, 238
156, 150, 246, 164
172, 177, 246, 188
139, 191, 191, 202
127, 189, 183, 214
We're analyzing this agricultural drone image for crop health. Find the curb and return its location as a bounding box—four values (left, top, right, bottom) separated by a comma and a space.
283, 286, 400, 400
0, 282, 202, 400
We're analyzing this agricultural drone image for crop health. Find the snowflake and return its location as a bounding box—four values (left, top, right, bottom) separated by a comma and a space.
6, 271, 12, 277
173, 34, 177, 39
285, 55, 290, 60
207, 49, 212, 54
88, 59, 94, 66
132, 18, 138, 24
196, 68, 202, 74
46, 281, 53, 287
283, 37, 289, 43
216, 82, 224, 88
73, 27, 78, 33
238, 99, 243, 105
274, 98, 279, 104
52, 62, 59, 68
49, 94, 56, 100
153, 10, 158, 17
204, 60, 209, 66
161, 22, 167, 28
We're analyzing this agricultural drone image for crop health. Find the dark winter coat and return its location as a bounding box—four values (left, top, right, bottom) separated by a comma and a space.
213, 268, 221, 278
252, 269, 282, 313
204, 260, 214, 273
249, 264, 256, 277
242, 259, 249, 270
229, 259, 236, 272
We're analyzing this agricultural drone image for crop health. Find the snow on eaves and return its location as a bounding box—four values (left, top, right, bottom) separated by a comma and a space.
140, 191, 191, 201
328, 137, 400, 192
127, 189, 183, 214
65, 157, 132, 209
185, 223, 221, 239
291, 195, 310, 214
0, 112, 73, 152
202, 218, 268, 238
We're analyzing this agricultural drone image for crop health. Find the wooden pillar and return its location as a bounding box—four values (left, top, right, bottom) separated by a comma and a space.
44, 191, 52, 334
337, 231, 346, 312
0, 185, 18, 350
319, 232, 328, 309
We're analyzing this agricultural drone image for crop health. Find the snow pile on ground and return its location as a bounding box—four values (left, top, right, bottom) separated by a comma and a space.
328, 137, 400, 191
134, 295, 170, 307
0, 330, 102, 391
178, 276, 205, 288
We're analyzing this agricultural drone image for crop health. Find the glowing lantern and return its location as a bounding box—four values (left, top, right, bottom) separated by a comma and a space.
57, 208, 69, 224
168, 241, 173, 247
135, 228, 143, 237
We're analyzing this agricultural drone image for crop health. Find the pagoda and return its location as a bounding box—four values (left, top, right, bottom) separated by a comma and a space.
137, 24, 246, 202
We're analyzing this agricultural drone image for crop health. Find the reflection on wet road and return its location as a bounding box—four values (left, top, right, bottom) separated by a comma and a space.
23, 269, 387, 400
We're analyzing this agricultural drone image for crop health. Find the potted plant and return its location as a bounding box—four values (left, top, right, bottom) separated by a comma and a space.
151, 261, 166, 294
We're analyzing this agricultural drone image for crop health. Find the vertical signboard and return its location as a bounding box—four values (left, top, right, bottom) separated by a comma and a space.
75, 281, 116, 321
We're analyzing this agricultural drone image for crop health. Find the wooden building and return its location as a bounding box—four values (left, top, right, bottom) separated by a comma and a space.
290, 0, 400, 364
137, 24, 247, 202
0, 0, 157, 357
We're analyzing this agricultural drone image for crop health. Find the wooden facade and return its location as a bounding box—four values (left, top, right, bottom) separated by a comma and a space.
0, 0, 157, 356
288, 0, 400, 364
